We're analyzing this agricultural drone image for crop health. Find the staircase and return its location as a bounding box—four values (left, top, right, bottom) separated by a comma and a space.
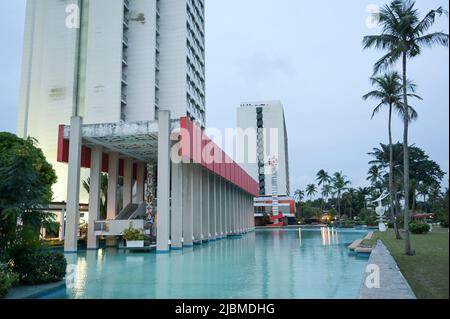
115, 203, 139, 220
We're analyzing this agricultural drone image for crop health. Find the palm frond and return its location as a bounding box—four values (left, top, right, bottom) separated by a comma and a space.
416, 32, 449, 48
414, 7, 449, 35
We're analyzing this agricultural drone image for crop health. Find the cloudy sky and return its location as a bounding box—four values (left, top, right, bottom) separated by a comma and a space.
0, 0, 448, 193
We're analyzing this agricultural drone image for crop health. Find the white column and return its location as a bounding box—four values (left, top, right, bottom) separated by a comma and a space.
156, 110, 171, 253
222, 180, 226, 236
231, 186, 236, 235
123, 158, 133, 208
217, 176, 222, 238
224, 182, 228, 235
136, 162, 145, 203
201, 169, 209, 241
182, 164, 194, 247
193, 165, 202, 243
106, 151, 119, 246
87, 145, 102, 249
228, 183, 232, 235
171, 161, 183, 249
64, 116, 82, 253
209, 172, 216, 240
59, 208, 65, 242
107, 152, 119, 220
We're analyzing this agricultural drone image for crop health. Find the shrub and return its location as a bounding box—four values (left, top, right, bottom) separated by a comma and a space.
440, 219, 449, 228
122, 228, 145, 241
0, 264, 18, 298
8, 245, 67, 285
409, 221, 430, 234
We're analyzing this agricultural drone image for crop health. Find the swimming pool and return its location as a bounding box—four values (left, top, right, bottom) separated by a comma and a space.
41, 228, 369, 299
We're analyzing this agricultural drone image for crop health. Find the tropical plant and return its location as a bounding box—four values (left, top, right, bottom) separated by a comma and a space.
332, 172, 351, 218
363, 0, 449, 255
122, 228, 145, 241
293, 189, 304, 203
8, 245, 66, 285
409, 221, 430, 234
363, 71, 421, 239
305, 184, 318, 202
316, 170, 331, 212
0, 264, 19, 298
0, 133, 57, 256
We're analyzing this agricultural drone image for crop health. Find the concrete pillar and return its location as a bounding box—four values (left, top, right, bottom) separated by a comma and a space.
156, 110, 171, 253
215, 175, 221, 238
193, 165, 202, 243
209, 172, 216, 240
221, 180, 226, 236
228, 183, 232, 234
170, 162, 183, 249
64, 116, 82, 253
224, 182, 228, 235
59, 208, 65, 241
216, 176, 222, 238
123, 158, 133, 208
105, 151, 119, 247
136, 162, 145, 203
201, 169, 209, 241
231, 186, 236, 235
182, 164, 194, 247
87, 145, 102, 249
107, 152, 119, 220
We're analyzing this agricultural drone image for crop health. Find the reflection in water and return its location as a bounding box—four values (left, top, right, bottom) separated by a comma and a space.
59, 229, 368, 299
321, 227, 340, 246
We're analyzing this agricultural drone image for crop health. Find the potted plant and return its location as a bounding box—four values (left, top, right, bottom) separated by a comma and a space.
122, 228, 145, 248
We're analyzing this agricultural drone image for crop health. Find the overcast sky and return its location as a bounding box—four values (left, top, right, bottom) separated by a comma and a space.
0, 0, 448, 193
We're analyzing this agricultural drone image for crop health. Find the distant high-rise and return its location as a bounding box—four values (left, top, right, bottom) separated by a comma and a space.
237, 101, 290, 197
17, 0, 206, 201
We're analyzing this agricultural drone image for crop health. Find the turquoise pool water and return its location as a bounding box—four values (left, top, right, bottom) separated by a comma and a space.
43, 228, 369, 299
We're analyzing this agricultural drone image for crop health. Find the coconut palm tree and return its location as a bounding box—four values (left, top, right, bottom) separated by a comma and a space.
305, 184, 318, 202
316, 170, 331, 213
363, 0, 449, 255
294, 189, 304, 203
332, 172, 351, 218
363, 71, 421, 239
323, 184, 333, 209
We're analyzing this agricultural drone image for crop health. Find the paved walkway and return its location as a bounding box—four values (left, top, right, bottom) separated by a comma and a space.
358, 240, 416, 299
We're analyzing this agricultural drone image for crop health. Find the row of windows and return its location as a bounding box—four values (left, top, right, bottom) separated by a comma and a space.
186, 31, 205, 67
187, 0, 205, 26
187, 4, 205, 41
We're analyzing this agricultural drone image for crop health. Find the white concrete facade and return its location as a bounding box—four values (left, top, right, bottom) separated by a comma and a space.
237, 101, 291, 197
18, 0, 206, 203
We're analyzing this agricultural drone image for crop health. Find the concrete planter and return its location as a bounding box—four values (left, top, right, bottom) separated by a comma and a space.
126, 240, 144, 248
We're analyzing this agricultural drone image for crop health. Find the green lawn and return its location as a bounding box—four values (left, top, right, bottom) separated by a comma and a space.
373, 227, 449, 299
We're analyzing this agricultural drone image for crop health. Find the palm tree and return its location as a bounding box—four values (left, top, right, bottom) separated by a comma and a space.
294, 189, 305, 219
363, 71, 421, 239
316, 170, 331, 213
305, 184, 318, 202
332, 172, 351, 218
363, 0, 448, 255
294, 189, 304, 203
323, 184, 333, 209
367, 164, 382, 184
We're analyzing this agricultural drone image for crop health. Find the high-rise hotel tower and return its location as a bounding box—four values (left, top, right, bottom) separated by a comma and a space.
17, 0, 206, 201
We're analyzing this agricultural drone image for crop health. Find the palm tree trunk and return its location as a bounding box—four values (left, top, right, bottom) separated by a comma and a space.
402, 52, 414, 256
337, 192, 341, 218
388, 105, 401, 239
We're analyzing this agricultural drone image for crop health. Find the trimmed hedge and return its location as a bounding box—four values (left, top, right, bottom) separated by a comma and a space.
409, 221, 430, 234
8, 246, 67, 285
